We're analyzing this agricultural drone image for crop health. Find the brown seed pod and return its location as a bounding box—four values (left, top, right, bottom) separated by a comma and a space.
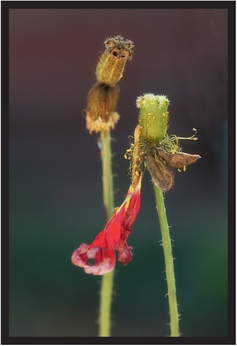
157, 148, 201, 169
145, 153, 174, 193
96, 35, 134, 85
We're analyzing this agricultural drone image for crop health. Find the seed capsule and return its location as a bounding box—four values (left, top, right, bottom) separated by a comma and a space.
96, 35, 134, 85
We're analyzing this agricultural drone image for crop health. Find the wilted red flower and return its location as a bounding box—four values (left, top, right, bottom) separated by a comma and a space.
71, 171, 142, 275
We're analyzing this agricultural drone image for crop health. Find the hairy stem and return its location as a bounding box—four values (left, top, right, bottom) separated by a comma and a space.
99, 130, 115, 337
153, 183, 179, 337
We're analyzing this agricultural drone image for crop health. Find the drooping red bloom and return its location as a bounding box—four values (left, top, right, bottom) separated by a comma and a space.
71, 171, 142, 275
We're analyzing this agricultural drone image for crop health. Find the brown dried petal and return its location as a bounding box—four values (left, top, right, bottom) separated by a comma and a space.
87, 82, 120, 122
145, 153, 174, 193
157, 148, 201, 168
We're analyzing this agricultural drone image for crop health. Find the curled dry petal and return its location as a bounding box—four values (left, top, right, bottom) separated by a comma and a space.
145, 153, 174, 193
146, 148, 200, 193
157, 148, 201, 168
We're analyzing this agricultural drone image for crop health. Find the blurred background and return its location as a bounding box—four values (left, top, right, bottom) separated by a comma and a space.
9, 8, 228, 337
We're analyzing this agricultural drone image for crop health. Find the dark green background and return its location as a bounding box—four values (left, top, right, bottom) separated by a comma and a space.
9, 8, 228, 337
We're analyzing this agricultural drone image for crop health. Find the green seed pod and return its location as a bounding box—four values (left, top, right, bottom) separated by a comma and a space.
96, 35, 134, 85
136, 94, 170, 143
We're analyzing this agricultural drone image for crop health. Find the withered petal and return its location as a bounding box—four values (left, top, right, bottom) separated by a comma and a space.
146, 153, 174, 193
157, 148, 201, 168
71, 171, 142, 275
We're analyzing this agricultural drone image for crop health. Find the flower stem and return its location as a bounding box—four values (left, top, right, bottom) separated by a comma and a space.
101, 130, 115, 220
99, 130, 115, 337
153, 183, 179, 337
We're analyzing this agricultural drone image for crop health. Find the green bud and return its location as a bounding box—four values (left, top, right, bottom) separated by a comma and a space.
136, 93, 170, 143
96, 35, 134, 85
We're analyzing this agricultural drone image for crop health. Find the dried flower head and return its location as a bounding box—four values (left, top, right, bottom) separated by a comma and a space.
96, 35, 134, 85
104, 35, 134, 58
86, 82, 120, 134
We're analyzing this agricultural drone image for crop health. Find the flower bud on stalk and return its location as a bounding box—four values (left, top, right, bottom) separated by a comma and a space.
136, 93, 169, 143
135, 93, 200, 192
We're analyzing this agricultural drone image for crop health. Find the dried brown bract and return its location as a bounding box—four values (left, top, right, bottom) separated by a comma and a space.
86, 82, 120, 134
145, 147, 201, 192
157, 148, 201, 168
145, 152, 174, 193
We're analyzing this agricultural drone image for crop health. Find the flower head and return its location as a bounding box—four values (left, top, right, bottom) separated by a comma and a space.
125, 94, 201, 193
137, 93, 169, 143
71, 171, 142, 275
86, 82, 120, 134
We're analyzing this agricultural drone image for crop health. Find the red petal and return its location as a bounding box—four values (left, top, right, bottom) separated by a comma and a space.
117, 172, 142, 265
71, 171, 142, 275
117, 238, 133, 266
123, 172, 141, 229
71, 202, 126, 275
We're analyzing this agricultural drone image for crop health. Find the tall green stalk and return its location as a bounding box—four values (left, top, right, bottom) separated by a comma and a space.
153, 183, 179, 337
99, 130, 115, 337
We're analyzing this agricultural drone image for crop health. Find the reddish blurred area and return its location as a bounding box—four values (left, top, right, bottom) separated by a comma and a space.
9, 9, 227, 133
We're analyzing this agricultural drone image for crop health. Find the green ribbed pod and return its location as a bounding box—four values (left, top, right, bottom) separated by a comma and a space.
136, 94, 170, 143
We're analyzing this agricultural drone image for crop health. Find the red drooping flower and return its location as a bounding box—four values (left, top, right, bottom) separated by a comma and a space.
71, 171, 142, 275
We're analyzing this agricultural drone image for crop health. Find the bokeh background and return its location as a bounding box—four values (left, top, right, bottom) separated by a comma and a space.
9, 8, 228, 337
